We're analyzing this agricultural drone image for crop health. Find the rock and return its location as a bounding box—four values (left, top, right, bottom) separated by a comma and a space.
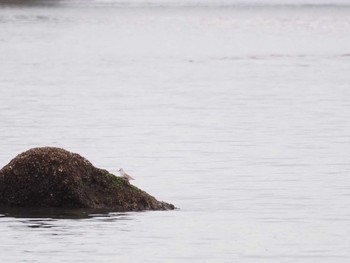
0, 147, 175, 211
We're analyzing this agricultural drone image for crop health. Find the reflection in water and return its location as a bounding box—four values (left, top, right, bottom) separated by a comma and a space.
23, 219, 57, 228
0, 207, 134, 231
0, 207, 128, 220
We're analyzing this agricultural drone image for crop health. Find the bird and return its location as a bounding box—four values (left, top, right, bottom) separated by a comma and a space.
118, 168, 135, 181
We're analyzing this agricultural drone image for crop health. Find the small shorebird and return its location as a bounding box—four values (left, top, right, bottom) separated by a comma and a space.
118, 168, 135, 181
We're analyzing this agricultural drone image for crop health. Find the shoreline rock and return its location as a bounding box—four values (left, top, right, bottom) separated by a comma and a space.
0, 147, 175, 211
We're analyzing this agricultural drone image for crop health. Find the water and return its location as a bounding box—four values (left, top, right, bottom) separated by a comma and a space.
1, 0, 350, 262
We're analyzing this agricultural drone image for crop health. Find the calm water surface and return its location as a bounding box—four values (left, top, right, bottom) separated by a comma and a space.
1, 0, 350, 262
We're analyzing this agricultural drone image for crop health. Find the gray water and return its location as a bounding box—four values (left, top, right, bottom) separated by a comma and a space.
1, 0, 350, 262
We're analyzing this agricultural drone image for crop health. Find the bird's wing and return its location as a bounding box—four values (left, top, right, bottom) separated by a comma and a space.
125, 172, 135, 180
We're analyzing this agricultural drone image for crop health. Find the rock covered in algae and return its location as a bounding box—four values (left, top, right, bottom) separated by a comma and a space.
0, 147, 175, 211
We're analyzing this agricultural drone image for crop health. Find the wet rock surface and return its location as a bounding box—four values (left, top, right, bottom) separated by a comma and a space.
0, 147, 175, 211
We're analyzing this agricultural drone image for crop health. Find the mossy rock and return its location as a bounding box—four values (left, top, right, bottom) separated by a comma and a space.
0, 147, 175, 211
